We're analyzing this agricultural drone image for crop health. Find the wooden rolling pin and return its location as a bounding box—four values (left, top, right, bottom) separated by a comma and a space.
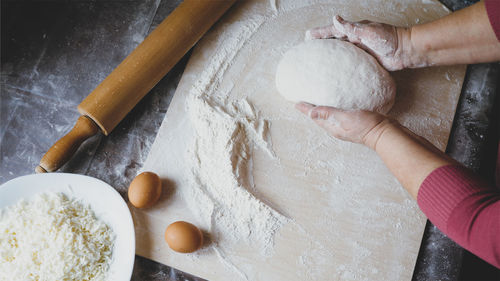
36, 0, 236, 173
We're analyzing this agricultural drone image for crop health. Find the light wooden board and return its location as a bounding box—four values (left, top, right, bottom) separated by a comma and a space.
131, 0, 466, 280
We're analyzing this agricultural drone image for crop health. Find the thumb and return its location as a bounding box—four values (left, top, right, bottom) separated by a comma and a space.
295, 102, 343, 121
295, 102, 316, 114
309, 106, 347, 126
333, 15, 363, 43
296, 102, 346, 126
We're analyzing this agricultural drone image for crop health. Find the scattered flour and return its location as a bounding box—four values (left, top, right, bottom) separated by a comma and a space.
186, 93, 286, 254
178, 8, 287, 273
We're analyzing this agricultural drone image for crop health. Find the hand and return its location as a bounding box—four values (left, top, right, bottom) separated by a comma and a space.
306, 16, 424, 71
295, 102, 392, 149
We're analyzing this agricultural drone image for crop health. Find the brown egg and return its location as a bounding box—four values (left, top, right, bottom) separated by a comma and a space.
128, 172, 162, 208
164, 221, 204, 253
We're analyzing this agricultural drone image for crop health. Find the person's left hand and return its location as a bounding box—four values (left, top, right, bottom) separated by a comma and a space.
305, 16, 419, 71
295, 102, 391, 149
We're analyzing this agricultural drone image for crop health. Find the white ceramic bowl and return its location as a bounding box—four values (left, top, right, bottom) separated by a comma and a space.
0, 173, 135, 281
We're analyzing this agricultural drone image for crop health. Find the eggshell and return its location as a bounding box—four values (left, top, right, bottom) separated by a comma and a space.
164, 221, 204, 253
128, 172, 162, 208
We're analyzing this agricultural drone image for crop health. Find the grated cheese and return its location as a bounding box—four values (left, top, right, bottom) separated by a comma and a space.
0, 192, 115, 281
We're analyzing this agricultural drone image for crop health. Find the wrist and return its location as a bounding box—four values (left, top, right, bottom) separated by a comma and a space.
363, 118, 399, 151
397, 26, 429, 69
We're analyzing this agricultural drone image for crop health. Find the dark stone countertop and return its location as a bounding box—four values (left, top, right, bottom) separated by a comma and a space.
1, 0, 498, 280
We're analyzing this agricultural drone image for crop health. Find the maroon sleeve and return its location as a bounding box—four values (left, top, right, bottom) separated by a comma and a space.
417, 165, 500, 268
496, 141, 500, 188
486, 0, 500, 41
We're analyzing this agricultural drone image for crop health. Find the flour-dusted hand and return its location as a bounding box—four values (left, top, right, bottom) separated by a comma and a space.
306, 16, 425, 71
295, 102, 391, 149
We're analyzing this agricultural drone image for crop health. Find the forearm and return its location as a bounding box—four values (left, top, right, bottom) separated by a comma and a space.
365, 120, 457, 199
366, 122, 500, 268
403, 1, 500, 67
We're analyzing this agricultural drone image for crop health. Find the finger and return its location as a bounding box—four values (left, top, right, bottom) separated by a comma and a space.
295, 102, 316, 115
335, 15, 366, 34
306, 25, 340, 39
312, 107, 369, 125
335, 15, 345, 24
311, 115, 347, 141
307, 15, 351, 40
324, 108, 362, 123
309, 106, 341, 121
332, 15, 349, 34
331, 109, 385, 133
357, 20, 372, 25
333, 16, 363, 44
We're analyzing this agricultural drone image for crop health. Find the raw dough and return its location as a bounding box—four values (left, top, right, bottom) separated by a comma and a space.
275, 39, 396, 113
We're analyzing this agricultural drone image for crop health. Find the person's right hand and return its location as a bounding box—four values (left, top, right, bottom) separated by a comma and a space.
295, 102, 393, 149
306, 16, 425, 71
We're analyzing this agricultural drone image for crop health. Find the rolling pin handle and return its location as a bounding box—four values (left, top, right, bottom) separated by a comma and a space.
36, 115, 100, 173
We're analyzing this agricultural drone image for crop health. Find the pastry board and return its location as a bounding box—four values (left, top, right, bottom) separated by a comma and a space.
130, 0, 466, 280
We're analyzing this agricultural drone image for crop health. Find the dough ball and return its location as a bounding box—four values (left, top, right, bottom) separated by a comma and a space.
275, 39, 396, 113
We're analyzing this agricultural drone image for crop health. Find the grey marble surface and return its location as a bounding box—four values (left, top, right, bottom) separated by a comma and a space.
1, 0, 203, 280
1, 0, 498, 280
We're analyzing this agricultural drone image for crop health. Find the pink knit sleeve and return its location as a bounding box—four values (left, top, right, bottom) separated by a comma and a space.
417, 165, 500, 268
486, 0, 500, 41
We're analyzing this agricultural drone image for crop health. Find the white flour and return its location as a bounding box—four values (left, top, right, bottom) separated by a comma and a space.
186, 93, 286, 254
181, 9, 287, 264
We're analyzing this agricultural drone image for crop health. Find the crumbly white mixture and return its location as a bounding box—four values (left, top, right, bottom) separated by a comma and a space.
0, 192, 114, 281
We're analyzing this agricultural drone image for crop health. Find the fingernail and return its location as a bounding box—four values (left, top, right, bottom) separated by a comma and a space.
295, 102, 315, 114
298, 101, 315, 106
